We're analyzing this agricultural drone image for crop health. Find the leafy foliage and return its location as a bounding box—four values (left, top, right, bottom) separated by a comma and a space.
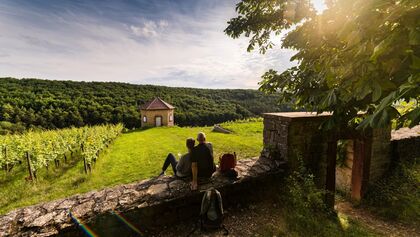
0, 77, 292, 133
280, 157, 377, 236
226, 0, 420, 129
364, 162, 420, 224
0, 124, 123, 177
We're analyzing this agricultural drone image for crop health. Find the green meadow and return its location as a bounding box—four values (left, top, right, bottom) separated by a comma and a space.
0, 119, 263, 214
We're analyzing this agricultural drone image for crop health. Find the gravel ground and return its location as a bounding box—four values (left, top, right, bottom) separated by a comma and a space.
149, 200, 286, 237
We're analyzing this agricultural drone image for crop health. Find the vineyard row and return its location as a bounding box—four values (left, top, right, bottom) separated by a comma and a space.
0, 124, 124, 180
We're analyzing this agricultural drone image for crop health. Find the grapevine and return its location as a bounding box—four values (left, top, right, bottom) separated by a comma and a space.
0, 124, 123, 179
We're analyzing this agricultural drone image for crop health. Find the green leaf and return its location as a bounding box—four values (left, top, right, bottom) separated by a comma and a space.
370, 34, 395, 62
409, 28, 420, 45
410, 54, 420, 70
406, 107, 420, 128
356, 81, 372, 100
371, 80, 382, 102
320, 90, 337, 108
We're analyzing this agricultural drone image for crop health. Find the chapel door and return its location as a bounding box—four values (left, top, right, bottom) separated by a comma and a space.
155, 116, 162, 127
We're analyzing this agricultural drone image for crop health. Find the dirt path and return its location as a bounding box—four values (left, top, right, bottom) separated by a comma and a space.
335, 201, 420, 237
150, 201, 287, 237
152, 199, 419, 236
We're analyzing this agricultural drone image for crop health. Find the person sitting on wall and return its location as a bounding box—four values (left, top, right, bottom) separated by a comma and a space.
191, 132, 216, 190
159, 138, 195, 178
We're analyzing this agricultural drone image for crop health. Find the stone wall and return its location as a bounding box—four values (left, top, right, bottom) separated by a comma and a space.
140, 109, 174, 127
369, 127, 392, 182
263, 112, 331, 187
0, 157, 286, 237
391, 125, 420, 163
262, 112, 392, 198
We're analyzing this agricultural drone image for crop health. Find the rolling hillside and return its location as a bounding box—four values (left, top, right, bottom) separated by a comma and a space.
0, 77, 290, 133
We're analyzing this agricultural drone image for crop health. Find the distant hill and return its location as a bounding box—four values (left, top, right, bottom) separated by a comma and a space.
0, 77, 291, 132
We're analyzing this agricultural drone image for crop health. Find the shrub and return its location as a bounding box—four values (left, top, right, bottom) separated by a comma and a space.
281, 157, 376, 236
363, 161, 420, 224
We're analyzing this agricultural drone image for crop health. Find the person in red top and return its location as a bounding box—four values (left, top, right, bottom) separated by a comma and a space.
191, 132, 215, 190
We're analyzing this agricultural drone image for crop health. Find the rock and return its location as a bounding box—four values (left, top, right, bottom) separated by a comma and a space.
274, 160, 287, 168
235, 165, 247, 172
71, 200, 94, 217
168, 179, 189, 192
105, 189, 121, 201
19, 208, 42, 226
212, 125, 232, 134
93, 198, 118, 213
118, 190, 142, 206
249, 165, 265, 175
29, 212, 56, 227
135, 178, 153, 191
93, 189, 107, 200
53, 210, 69, 225
57, 199, 76, 210
34, 226, 59, 237
147, 183, 169, 198
259, 164, 272, 172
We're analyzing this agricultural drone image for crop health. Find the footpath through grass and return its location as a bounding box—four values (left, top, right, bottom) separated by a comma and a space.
0, 120, 263, 215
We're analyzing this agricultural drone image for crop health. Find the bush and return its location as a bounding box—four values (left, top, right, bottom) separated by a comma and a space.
281, 158, 376, 236
363, 162, 420, 224
282, 159, 329, 235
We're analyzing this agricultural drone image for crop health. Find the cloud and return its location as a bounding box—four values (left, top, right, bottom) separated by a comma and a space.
130, 20, 169, 38
0, 0, 299, 89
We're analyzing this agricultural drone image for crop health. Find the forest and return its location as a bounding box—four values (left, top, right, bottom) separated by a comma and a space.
0, 77, 289, 133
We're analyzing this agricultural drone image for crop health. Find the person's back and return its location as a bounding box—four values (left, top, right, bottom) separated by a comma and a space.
192, 143, 215, 178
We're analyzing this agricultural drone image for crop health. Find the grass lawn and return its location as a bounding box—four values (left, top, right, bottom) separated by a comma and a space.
0, 120, 263, 215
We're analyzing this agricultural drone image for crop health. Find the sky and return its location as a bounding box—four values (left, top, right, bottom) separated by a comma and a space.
0, 0, 326, 89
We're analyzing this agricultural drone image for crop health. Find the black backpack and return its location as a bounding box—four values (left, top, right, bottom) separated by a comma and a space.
188, 188, 228, 236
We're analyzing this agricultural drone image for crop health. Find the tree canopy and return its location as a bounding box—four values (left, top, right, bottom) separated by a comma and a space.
0, 78, 292, 134
226, 0, 419, 129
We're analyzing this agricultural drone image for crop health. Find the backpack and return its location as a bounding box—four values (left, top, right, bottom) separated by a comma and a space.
188, 188, 228, 236
219, 153, 237, 173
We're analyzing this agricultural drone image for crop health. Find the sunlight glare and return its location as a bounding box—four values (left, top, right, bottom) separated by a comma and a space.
311, 0, 327, 13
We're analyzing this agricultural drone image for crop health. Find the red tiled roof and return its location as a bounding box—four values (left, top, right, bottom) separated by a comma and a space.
140, 97, 175, 110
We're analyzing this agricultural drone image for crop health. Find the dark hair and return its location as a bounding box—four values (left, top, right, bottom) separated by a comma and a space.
186, 138, 195, 150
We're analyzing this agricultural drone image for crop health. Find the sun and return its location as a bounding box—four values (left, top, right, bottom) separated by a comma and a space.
311, 0, 327, 13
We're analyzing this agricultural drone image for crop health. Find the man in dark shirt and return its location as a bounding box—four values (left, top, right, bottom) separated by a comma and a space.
191, 132, 215, 190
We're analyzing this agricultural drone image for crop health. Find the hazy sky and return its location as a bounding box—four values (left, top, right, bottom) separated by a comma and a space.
0, 0, 326, 89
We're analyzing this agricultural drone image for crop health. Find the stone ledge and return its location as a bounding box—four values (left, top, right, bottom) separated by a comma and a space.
263, 112, 332, 122
391, 125, 420, 141
0, 157, 286, 237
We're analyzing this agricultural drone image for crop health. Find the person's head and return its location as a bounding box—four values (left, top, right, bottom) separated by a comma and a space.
197, 132, 206, 144
186, 138, 195, 151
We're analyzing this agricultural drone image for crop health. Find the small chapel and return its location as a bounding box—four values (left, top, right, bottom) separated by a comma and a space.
139, 97, 175, 127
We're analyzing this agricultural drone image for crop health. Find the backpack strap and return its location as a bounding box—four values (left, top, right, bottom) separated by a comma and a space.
200, 189, 212, 216
214, 189, 224, 216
